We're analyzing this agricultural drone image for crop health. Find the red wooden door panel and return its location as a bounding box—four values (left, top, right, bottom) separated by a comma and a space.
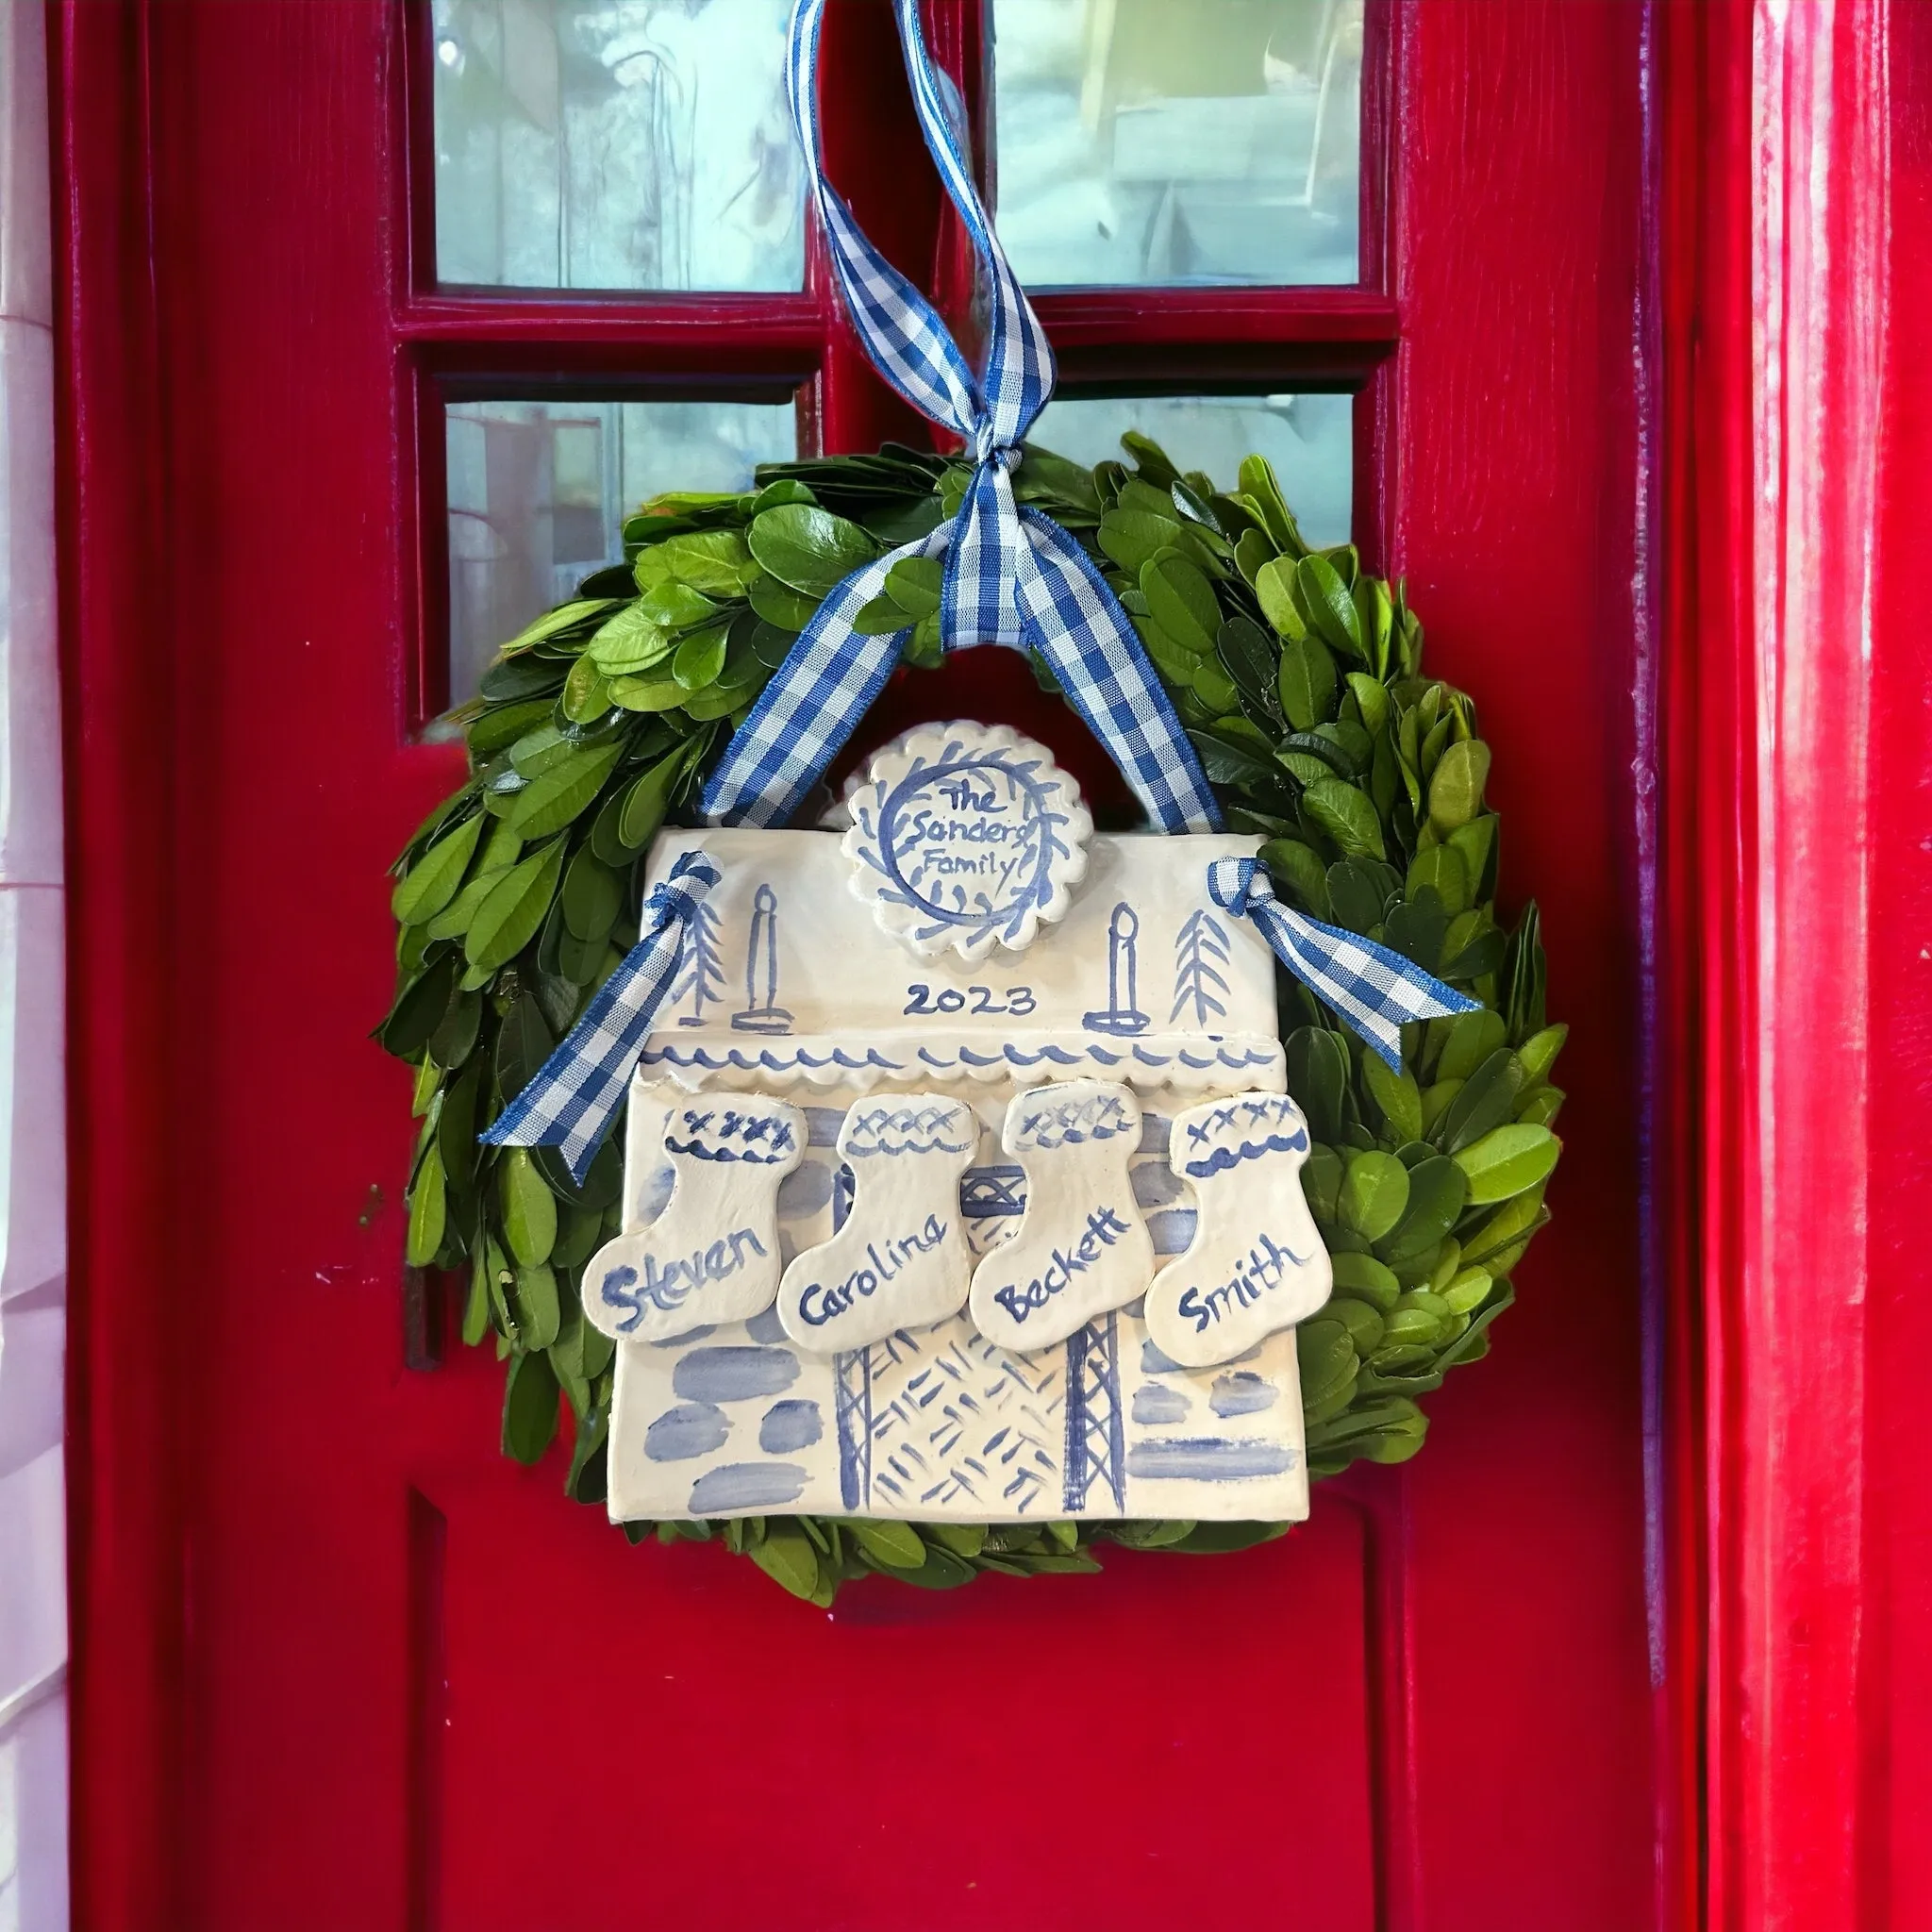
56, 2, 1659, 1926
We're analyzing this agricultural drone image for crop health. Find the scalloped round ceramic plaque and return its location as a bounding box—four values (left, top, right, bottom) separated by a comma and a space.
841, 721, 1092, 962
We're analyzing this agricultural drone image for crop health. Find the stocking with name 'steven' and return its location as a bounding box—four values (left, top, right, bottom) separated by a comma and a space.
582, 1099, 806, 1346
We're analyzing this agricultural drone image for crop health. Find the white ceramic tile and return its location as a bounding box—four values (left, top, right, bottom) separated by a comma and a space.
0, 1447, 64, 1707
0, 889, 64, 1306
0, 1279, 61, 1481
0, 1690, 67, 1932
0, 322, 58, 888
0, 2, 51, 329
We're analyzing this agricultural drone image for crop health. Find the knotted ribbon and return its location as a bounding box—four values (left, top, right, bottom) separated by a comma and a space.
484, 853, 720, 1180
697, 0, 1222, 836
484, 5, 1477, 1175
1207, 858, 1479, 1072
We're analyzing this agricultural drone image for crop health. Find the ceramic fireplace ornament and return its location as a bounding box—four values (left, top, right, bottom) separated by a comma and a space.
542, 722, 1460, 1529
382, 0, 1566, 1597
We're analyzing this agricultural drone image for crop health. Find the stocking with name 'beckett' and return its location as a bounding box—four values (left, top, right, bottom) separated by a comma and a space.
968, 1078, 1153, 1352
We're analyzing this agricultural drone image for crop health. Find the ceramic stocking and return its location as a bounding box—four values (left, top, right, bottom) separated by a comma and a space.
777, 1095, 979, 1355
968, 1079, 1154, 1352
1142, 1091, 1333, 1369
582, 1098, 806, 1346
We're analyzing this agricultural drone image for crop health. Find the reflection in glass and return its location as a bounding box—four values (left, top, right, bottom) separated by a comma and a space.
432, 0, 805, 291
991, 0, 1362, 288
1029, 392, 1352, 547
444, 398, 797, 706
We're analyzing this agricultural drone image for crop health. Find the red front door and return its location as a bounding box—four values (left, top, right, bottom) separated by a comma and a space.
59, 3, 1660, 1925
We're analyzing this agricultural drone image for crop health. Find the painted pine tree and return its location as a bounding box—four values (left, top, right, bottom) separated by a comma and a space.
1169, 908, 1232, 1025
671, 899, 726, 1026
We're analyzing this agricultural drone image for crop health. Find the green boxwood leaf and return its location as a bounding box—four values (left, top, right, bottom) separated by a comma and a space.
500, 1146, 558, 1266
608, 673, 690, 713
1435, 1048, 1524, 1153
638, 581, 720, 631
1255, 556, 1308, 642
1453, 1124, 1560, 1204
391, 812, 482, 927
1303, 779, 1386, 861
587, 603, 673, 675
672, 625, 729, 691
1435, 1008, 1508, 1082
746, 504, 877, 598
561, 846, 621, 942
747, 574, 819, 630
1339, 1151, 1410, 1241
1297, 553, 1367, 661
501, 1349, 560, 1465
654, 528, 754, 596
844, 1519, 926, 1568
514, 1260, 560, 1349
1260, 838, 1331, 918
498, 597, 619, 656
1376, 1156, 1470, 1272
377, 952, 458, 1060
748, 1522, 821, 1600
1363, 1055, 1424, 1143
1429, 739, 1491, 830
405, 1141, 446, 1266
506, 741, 624, 840
1140, 553, 1220, 652
1097, 508, 1182, 575
465, 838, 566, 973
1330, 1250, 1401, 1312
1406, 843, 1470, 918
884, 555, 944, 617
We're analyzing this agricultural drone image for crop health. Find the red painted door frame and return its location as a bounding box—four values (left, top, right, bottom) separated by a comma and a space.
1658, 2, 1932, 1927
51, 0, 1930, 1925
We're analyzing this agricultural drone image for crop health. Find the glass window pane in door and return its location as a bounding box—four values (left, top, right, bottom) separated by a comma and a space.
991, 0, 1362, 288
1029, 392, 1352, 546
443, 397, 798, 708
431, 0, 806, 291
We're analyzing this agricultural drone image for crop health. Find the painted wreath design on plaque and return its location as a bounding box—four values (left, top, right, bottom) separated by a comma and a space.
841, 723, 1092, 962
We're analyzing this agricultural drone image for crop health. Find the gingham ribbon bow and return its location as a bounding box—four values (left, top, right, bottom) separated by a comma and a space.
482, 852, 721, 1180
1207, 858, 1480, 1072
699, 0, 1221, 836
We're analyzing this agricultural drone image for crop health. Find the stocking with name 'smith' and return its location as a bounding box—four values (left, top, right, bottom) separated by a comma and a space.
968, 1079, 1154, 1352
1142, 1091, 1333, 1370
777, 1096, 979, 1356
581, 1099, 806, 1346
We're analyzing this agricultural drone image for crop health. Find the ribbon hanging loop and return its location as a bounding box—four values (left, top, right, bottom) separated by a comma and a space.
700, 0, 1221, 837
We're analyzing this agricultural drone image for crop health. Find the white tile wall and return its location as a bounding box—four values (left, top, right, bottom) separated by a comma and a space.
0, 2, 66, 1925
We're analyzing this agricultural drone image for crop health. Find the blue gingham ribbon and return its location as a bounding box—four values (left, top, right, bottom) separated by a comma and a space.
699, 0, 1220, 835
482, 852, 720, 1180
1207, 858, 1480, 1071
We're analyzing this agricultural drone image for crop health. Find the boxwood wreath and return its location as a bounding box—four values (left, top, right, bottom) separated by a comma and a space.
381, 434, 1566, 1604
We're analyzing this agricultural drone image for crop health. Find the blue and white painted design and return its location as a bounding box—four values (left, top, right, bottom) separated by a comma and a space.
841, 724, 1092, 962
1082, 903, 1150, 1036
730, 882, 793, 1035
1170, 908, 1233, 1026
602, 1087, 1309, 1524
